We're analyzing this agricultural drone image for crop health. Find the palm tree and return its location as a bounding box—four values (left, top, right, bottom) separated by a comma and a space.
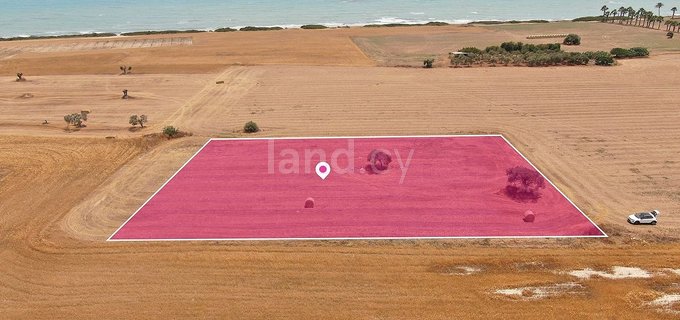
671, 7, 677, 19
657, 16, 665, 29
601, 5, 609, 17
636, 8, 645, 25
656, 3, 664, 16
619, 6, 627, 23
665, 19, 673, 30
627, 7, 635, 24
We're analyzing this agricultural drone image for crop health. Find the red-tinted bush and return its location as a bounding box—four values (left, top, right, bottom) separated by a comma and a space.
504, 166, 546, 202
364, 149, 392, 174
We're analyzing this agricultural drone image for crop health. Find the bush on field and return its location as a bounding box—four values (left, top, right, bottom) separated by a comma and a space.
459, 47, 482, 55
563, 34, 581, 45
593, 51, 615, 66
244, 121, 260, 133
301, 24, 328, 29
566, 52, 589, 65
162, 126, 179, 138
501, 41, 523, 52
484, 45, 505, 54
629, 47, 649, 57
610, 47, 649, 59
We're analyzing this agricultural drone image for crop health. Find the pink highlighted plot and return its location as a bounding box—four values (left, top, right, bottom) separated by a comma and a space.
110, 135, 605, 241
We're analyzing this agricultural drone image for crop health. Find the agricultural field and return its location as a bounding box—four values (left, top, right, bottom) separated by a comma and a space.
1, 21, 680, 319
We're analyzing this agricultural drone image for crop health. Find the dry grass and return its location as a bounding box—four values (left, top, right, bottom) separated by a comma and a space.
1, 22, 680, 319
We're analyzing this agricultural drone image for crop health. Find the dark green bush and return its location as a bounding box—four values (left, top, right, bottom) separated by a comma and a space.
214, 27, 237, 32
163, 126, 180, 137
567, 52, 589, 65
459, 47, 483, 55
610, 48, 632, 58
572, 16, 604, 22
629, 47, 649, 57
484, 45, 505, 53
423, 58, 434, 68
594, 52, 615, 66
501, 41, 523, 52
563, 34, 581, 45
301, 24, 328, 29
611, 47, 649, 59
244, 121, 260, 133
239, 26, 283, 31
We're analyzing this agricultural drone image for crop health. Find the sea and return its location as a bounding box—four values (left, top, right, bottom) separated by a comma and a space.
0, 0, 655, 38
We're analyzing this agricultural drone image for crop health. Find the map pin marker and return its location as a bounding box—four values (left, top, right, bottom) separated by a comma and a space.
315, 162, 331, 180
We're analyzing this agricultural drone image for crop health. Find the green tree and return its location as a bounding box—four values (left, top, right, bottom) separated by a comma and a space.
672, 7, 677, 19
627, 7, 635, 24
656, 3, 664, 16
563, 34, 581, 45
601, 5, 609, 17
129, 114, 148, 128
63, 113, 83, 128
163, 126, 179, 137
244, 121, 260, 133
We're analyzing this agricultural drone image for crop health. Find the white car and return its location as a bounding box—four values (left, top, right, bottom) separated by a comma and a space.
627, 210, 659, 225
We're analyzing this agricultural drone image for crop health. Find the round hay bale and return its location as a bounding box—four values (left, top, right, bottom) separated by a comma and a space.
304, 197, 315, 209
523, 210, 535, 223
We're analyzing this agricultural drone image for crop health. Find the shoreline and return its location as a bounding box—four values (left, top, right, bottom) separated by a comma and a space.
0, 18, 591, 42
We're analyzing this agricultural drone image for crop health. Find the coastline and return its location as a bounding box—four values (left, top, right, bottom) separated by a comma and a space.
1, 18, 582, 42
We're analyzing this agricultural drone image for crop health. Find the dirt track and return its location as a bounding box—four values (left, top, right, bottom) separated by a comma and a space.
1, 22, 680, 319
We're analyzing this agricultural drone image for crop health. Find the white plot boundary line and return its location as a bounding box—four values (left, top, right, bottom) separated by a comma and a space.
107, 134, 607, 242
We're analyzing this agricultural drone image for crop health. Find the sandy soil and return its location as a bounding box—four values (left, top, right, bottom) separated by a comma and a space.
1, 22, 680, 319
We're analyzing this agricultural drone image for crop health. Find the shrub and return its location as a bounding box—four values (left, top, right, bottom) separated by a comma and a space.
424, 21, 449, 26
501, 41, 523, 52
583, 51, 599, 60
572, 16, 604, 22
484, 45, 505, 54
593, 51, 615, 66
239, 26, 283, 31
301, 24, 328, 29
566, 52, 589, 65
459, 47, 482, 55
505, 166, 546, 202
365, 149, 392, 173
214, 27, 237, 32
129, 114, 148, 128
423, 58, 434, 68
244, 121, 260, 133
63, 113, 83, 128
610, 48, 632, 58
629, 47, 649, 57
563, 34, 581, 45
163, 126, 179, 137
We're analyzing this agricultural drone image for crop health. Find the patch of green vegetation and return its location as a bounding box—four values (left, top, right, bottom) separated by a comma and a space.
120, 30, 206, 36
610, 47, 650, 58
572, 16, 604, 22
301, 24, 328, 29
214, 27, 238, 32
363, 22, 449, 28
0, 33, 116, 42
469, 20, 549, 25
563, 34, 581, 45
243, 121, 260, 133
450, 42, 633, 67
239, 26, 284, 31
